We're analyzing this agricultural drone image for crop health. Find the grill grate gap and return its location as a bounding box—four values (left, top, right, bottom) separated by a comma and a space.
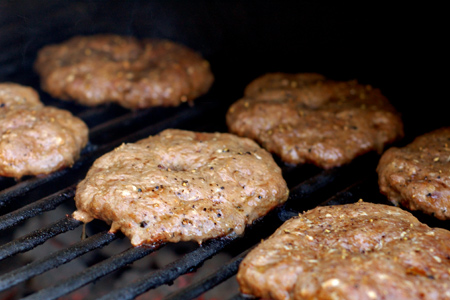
97, 238, 235, 300
0, 185, 76, 231
90, 164, 369, 300
1, 154, 371, 299
23, 244, 161, 300
0, 3, 446, 299
0, 170, 75, 209
0, 102, 219, 210
165, 248, 252, 300
0, 230, 118, 292
0, 217, 81, 261
162, 176, 385, 300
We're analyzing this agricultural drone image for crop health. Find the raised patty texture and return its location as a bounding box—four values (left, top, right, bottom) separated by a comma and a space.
237, 201, 450, 300
73, 129, 289, 246
377, 128, 450, 220
226, 73, 404, 168
0, 83, 89, 178
34, 34, 214, 109
0, 83, 43, 109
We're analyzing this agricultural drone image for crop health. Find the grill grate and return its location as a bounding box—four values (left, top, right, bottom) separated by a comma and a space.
0, 136, 392, 299
2, 96, 447, 298
22, 243, 157, 300
1, 2, 448, 299
164, 248, 252, 300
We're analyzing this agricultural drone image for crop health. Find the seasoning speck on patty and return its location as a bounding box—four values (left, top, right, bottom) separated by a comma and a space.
377, 127, 450, 220
238, 201, 450, 300
73, 129, 289, 246
34, 34, 214, 109
226, 73, 404, 169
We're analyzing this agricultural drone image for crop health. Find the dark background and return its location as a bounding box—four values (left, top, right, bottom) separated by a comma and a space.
1, 1, 446, 139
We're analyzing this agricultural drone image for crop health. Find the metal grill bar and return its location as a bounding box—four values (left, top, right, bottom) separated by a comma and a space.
0, 216, 81, 261
321, 176, 385, 207
83, 105, 197, 142
94, 164, 370, 300
163, 178, 381, 300
0, 169, 75, 208
0, 3, 445, 300
98, 238, 235, 300
0, 131, 379, 300
0, 102, 218, 210
24, 245, 161, 300
165, 248, 252, 300
0, 158, 368, 298
0, 231, 117, 292
0, 105, 171, 206
0, 185, 76, 231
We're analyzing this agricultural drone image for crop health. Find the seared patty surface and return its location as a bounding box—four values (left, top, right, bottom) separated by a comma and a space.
73, 129, 289, 246
0, 83, 89, 178
227, 73, 404, 168
34, 34, 214, 109
238, 201, 450, 300
377, 127, 450, 220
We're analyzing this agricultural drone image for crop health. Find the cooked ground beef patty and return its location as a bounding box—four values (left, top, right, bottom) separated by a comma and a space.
377, 128, 450, 220
34, 34, 214, 109
238, 201, 450, 300
0, 83, 89, 178
226, 73, 404, 168
0, 83, 43, 109
73, 129, 289, 246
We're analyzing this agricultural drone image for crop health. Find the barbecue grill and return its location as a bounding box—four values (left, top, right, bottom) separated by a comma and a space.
1, 1, 447, 299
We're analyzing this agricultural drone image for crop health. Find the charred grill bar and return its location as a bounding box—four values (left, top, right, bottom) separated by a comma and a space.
0, 1, 447, 300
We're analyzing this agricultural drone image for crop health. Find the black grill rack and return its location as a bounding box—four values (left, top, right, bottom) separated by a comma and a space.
1, 1, 448, 299
1, 93, 449, 299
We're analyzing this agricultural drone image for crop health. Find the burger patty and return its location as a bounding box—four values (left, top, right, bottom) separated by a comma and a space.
73, 129, 289, 246
0, 83, 89, 179
226, 73, 404, 169
237, 201, 450, 300
377, 127, 450, 220
0, 83, 43, 109
34, 34, 214, 109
